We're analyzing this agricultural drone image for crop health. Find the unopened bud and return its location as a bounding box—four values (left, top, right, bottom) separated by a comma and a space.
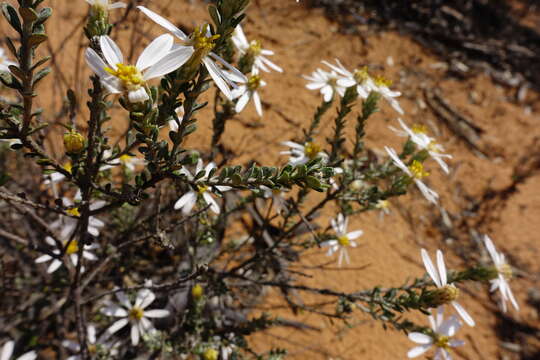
191, 283, 204, 300
424, 285, 460, 307
203, 348, 218, 360
63, 130, 85, 154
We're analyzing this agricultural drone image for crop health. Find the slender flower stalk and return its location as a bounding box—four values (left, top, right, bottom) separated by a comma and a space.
137, 6, 247, 100
85, 34, 192, 103
483, 235, 519, 312
385, 146, 439, 204
320, 214, 363, 266
421, 249, 475, 327
407, 306, 465, 359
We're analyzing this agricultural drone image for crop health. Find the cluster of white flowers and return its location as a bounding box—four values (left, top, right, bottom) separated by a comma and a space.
304, 58, 403, 114
409, 239, 519, 359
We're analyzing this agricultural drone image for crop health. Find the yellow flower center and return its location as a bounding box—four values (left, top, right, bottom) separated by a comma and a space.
408, 160, 429, 179
376, 199, 389, 209
374, 74, 392, 87
498, 263, 513, 280
203, 348, 218, 360
248, 40, 262, 56
191, 284, 204, 299
66, 207, 80, 217
304, 142, 322, 159
88, 344, 97, 354
247, 74, 262, 91
190, 25, 220, 56
412, 124, 428, 134
427, 141, 440, 153
64, 162, 73, 173
65, 240, 79, 255
337, 235, 350, 247
272, 189, 282, 196
353, 66, 370, 84
129, 306, 144, 321
197, 185, 209, 195
119, 154, 132, 163
435, 335, 450, 350
104, 63, 144, 90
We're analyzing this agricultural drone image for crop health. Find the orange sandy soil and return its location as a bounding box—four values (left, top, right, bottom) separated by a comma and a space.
2, 0, 540, 359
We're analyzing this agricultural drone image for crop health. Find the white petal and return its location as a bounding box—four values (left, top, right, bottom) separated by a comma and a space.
106, 318, 129, 335
1, 341, 14, 360
436, 250, 448, 286
101, 304, 128, 317
452, 301, 475, 327
408, 332, 433, 345
108, 2, 127, 9
144, 309, 170, 318
174, 191, 197, 214
99, 36, 123, 68
17, 352, 38, 360
421, 249, 442, 287
47, 259, 63, 273
128, 88, 149, 103
209, 52, 246, 83
203, 192, 220, 214
203, 57, 232, 100
137, 6, 188, 40
253, 91, 263, 117
136, 34, 174, 71
85, 47, 110, 78
235, 91, 250, 113
407, 344, 432, 358
35, 254, 52, 263
135, 288, 155, 309
346, 230, 363, 240
143, 46, 194, 80
130, 324, 140, 346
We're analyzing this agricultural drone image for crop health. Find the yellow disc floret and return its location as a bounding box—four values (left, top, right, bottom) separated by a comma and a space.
337, 235, 350, 247
374, 75, 392, 87
197, 184, 209, 195
190, 24, 220, 57
129, 306, 144, 321
408, 160, 429, 179
434, 335, 450, 350
104, 63, 144, 91
376, 199, 389, 209
191, 284, 204, 299
65, 240, 79, 255
67, 207, 80, 217
119, 154, 132, 163
304, 142, 322, 160
353, 66, 370, 84
203, 348, 218, 360
498, 263, 513, 280
412, 124, 428, 134
247, 74, 262, 91
64, 162, 73, 174
248, 40, 262, 56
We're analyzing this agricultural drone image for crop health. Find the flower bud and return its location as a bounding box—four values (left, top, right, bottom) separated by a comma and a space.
424, 285, 460, 307
63, 130, 85, 154
191, 284, 204, 300
203, 348, 218, 360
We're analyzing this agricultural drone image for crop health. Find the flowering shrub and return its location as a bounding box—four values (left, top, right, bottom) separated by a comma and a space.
0, 0, 519, 359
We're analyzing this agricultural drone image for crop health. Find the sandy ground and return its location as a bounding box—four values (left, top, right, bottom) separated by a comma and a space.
2, 0, 540, 359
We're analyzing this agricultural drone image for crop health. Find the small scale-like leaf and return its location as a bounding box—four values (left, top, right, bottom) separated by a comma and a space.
2, 4, 22, 33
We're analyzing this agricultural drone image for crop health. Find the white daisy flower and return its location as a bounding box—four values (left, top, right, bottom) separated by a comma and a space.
407, 306, 465, 359
0, 340, 37, 360
375, 199, 391, 216
385, 146, 439, 204
101, 286, 170, 346
231, 25, 283, 73
280, 141, 327, 166
260, 185, 287, 215
421, 249, 475, 327
323, 58, 403, 114
229, 69, 266, 117
85, 0, 126, 12
321, 213, 363, 266
137, 6, 247, 100
304, 68, 346, 102
85, 34, 192, 103
322, 59, 371, 99
174, 159, 231, 215
0, 47, 16, 72
483, 235, 519, 312
390, 118, 452, 174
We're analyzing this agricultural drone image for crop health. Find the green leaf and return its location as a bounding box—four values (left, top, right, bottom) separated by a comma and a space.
28, 33, 48, 47
32, 67, 50, 87
8, 65, 25, 81
19, 7, 38, 23
2, 4, 22, 33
